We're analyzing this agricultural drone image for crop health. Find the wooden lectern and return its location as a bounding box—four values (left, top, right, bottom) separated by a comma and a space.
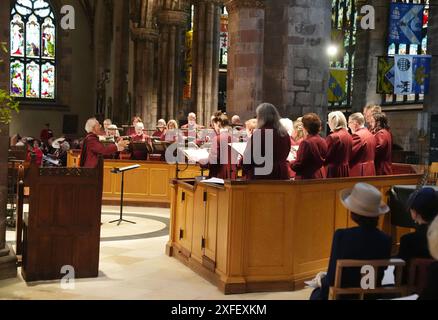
19, 158, 104, 282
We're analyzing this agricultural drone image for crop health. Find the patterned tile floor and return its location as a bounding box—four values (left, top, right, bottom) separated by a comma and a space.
0, 206, 312, 300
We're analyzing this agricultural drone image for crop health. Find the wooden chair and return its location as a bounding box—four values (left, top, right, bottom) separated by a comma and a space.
428, 162, 438, 185
329, 259, 407, 300
408, 258, 435, 295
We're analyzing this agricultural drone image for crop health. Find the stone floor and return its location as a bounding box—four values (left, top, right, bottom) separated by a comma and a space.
0, 206, 312, 300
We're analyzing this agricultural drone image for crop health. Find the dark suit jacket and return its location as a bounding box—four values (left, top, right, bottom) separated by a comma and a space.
399, 224, 432, 264
419, 262, 438, 300
311, 226, 392, 300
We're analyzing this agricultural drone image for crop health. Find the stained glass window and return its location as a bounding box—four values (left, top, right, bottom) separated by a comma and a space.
10, 0, 56, 100
220, 7, 228, 67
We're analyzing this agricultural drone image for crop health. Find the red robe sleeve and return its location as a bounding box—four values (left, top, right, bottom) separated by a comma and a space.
350, 134, 365, 166
374, 131, 387, 160
88, 137, 118, 156
325, 134, 339, 165
291, 140, 309, 173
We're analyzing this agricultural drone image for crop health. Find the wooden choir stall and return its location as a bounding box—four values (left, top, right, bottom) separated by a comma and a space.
17, 159, 104, 282
166, 164, 422, 294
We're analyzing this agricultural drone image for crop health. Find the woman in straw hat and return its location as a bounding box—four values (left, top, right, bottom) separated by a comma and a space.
310, 183, 392, 300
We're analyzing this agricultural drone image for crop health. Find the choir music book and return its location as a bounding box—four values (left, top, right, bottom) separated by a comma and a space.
181, 148, 210, 163
229, 142, 247, 156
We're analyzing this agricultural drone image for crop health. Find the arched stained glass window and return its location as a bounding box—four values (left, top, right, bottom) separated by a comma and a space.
10, 0, 56, 100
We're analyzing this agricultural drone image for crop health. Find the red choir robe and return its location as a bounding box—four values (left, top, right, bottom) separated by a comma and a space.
243, 127, 291, 180
350, 127, 376, 177
27, 147, 44, 166
152, 129, 167, 141
130, 133, 151, 160
291, 134, 328, 180
325, 128, 352, 178
80, 133, 118, 168
202, 130, 238, 180
374, 129, 393, 176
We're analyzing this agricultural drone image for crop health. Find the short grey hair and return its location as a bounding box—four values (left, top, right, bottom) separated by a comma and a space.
428, 216, 438, 260
349, 113, 365, 127
188, 113, 197, 120
85, 118, 98, 133
328, 111, 347, 131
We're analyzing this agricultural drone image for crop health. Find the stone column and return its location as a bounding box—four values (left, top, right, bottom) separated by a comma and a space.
351, 0, 390, 111
158, 2, 189, 121
0, 0, 17, 280
131, 0, 159, 130
225, 0, 265, 121
111, 0, 130, 124
280, 0, 331, 120
191, 0, 221, 125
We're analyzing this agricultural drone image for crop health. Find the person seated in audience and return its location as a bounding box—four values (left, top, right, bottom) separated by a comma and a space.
80, 118, 129, 168
242, 103, 291, 180
399, 188, 438, 266
310, 183, 392, 300
325, 111, 352, 178
363, 104, 382, 130
419, 216, 438, 300
152, 119, 168, 141
126, 116, 143, 136
200, 112, 238, 179
291, 113, 327, 180
348, 113, 376, 177
291, 118, 305, 147
370, 112, 393, 176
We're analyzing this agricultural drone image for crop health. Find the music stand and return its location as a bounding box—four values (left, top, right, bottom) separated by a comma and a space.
109, 164, 141, 226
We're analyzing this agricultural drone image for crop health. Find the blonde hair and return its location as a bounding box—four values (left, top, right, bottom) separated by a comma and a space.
167, 120, 178, 130
245, 119, 257, 131
328, 111, 347, 131
428, 216, 438, 260
364, 104, 382, 114
349, 113, 365, 127
293, 119, 305, 141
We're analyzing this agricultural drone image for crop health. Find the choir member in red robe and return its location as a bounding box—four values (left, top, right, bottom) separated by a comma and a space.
348, 113, 376, 177
152, 119, 168, 141
291, 118, 305, 147
27, 139, 44, 166
325, 111, 352, 178
370, 112, 393, 176
80, 118, 129, 168
130, 122, 152, 160
243, 103, 291, 180
200, 112, 238, 179
126, 116, 143, 136
291, 113, 328, 180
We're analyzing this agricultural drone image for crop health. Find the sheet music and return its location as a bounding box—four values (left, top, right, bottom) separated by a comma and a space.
182, 148, 210, 163
229, 142, 247, 156
200, 178, 225, 185
288, 146, 299, 162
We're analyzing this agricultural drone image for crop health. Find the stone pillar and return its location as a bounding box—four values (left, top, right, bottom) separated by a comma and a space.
192, 0, 221, 125
225, 0, 265, 120
111, 0, 130, 124
131, 0, 159, 130
158, 2, 189, 121
0, 0, 17, 280
351, 0, 390, 112
280, 0, 331, 120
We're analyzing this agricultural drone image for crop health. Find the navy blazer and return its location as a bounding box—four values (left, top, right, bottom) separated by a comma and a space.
419, 261, 438, 300
398, 225, 432, 263
311, 226, 392, 300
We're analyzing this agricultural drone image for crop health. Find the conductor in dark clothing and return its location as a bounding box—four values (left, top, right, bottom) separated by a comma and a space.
310, 183, 392, 300
80, 118, 130, 168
